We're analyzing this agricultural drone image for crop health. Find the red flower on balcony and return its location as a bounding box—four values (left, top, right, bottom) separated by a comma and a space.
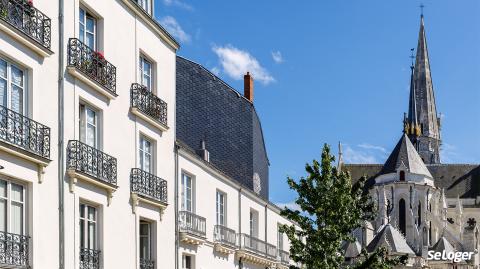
27, 0, 33, 6
95, 51, 104, 59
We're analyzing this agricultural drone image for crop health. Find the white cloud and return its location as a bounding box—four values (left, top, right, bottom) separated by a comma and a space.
212, 44, 275, 85
163, 0, 193, 11
343, 143, 389, 164
159, 16, 191, 43
440, 143, 459, 163
276, 201, 301, 212
358, 143, 387, 153
271, 50, 283, 64
211, 67, 220, 76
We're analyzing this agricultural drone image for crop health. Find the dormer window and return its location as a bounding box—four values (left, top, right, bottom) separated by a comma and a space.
400, 171, 405, 181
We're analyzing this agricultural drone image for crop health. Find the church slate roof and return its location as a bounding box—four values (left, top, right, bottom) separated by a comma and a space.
430, 236, 455, 253
366, 224, 415, 255
381, 134, 432, 177
176, 56, 270, 199
343, 240, 362, 258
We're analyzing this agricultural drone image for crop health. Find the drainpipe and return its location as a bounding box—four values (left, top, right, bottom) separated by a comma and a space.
174, 144, 179, 269
264, 204, 267, 254
57, 0, 65, 267
238, 188, 242, 269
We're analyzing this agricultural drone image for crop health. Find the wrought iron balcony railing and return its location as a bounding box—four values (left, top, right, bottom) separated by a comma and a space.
179, 211, 206, 238
140, 258, 154, 269
213, 225, 237, 248
67, 140, 117, 186
67, 38, 116, 94
0, 231, 29, 268
238, 233, 278, 260
0, 105, 50, 159
279, 250, 290, 265
131, 83, 167, 127
0, 0, 51, 49
131, 168, 167, 204
80, 248, 100, 269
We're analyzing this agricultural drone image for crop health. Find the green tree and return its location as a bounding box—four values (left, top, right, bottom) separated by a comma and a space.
279, 144, 406, 269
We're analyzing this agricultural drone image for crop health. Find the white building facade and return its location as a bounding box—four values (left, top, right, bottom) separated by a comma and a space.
0, 0, 294, 269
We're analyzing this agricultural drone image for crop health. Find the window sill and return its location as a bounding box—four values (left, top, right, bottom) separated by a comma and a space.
67, 168, 117, 205
67, 66, 118, 100
130, 107, 169, 132
0, 141, 50, 183
0, 20, 53, 57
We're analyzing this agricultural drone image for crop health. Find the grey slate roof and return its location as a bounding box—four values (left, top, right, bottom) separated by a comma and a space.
430, 236, 455, 253
343, 240, 362, 258
381, 134, 432, 177
366, 224, 415, 255
176, 56, 270, 199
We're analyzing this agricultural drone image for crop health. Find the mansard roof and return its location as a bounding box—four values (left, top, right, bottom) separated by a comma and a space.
380, 134, 432, 177
366, 224, 415, 255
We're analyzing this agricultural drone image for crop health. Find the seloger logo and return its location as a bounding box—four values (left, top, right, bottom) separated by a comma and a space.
427, 251, 474, 262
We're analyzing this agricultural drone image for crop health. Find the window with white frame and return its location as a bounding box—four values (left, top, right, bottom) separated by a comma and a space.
139, 136, 153, 173
79, 7, 97, 49
79, 203, 98, 250
136, 0, 152, 15
0, 179, 25, 235
79, 104, 98, 148
139, 56, 153, 91
139, 220, 152, 262
182, 254, 193, 269
249, 209, 258, 238
216, 191, 226, 226
277, 224, 284, 250
0, 58, 26, 115
181, 173, 193, 212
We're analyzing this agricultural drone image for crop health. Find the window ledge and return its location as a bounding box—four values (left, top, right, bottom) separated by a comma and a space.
214, 242, 236, 255
67, 67, 117, 100
0, 141, 50, 183
130, 107, 169, 132
67, 168, 117, 205
0, 20, 53, 57
235, 250, 277, 267
179, 232, 205, 246
131, 192, 167, 219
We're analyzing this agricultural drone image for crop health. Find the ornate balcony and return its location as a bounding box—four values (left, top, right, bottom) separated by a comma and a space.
179, 211, 206, 245
236, 233, 277, 266
67, 140, 117, 204
140, 258, 154, 269
79, 248, 100, 269
0, 231, 29, 268
0, 0, 52, 55
0, 105, 50, 160
279, 250, 290, 265
67, 38, 117, 98
213, 225, 237, 254
130, 83, 168, 131
130, 168, 168, 214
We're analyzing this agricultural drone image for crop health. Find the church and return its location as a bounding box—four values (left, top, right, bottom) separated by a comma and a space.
342, 14, 480, 269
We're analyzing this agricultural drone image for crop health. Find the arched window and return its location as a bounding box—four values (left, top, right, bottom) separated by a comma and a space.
400, 171, 405, 181
417, 201, 421, 226
399, 199, 406, 236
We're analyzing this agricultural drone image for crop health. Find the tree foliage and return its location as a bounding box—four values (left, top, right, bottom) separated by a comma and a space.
279, 144, 405, 269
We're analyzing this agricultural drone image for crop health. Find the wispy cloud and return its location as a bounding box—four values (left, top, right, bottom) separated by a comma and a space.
358, 143, 387, 153
159, 16, 191, 43
271, 50, 284, 64
212, 44, 275, 85
440, 143, 460, 163
276, 201, 301, 212
343, 143, 388, 164
162, 0, 193, 11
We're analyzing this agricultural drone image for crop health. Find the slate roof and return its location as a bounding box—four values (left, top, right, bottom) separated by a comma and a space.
176, 56, 270, 199
343, 240, 362, 258
430, 236, 455, 253
366, 224, 415, 255
381, 134, 432, 177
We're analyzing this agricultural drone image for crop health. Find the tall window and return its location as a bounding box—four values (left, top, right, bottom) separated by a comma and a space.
136, 0, 152, 15
0, 58, 25, 114
139, 221, 152, 262
139, 136, 153, 173
249, 209, 258, 238
216, 191, 226, 226
139, 56, 152, 91
79, 204, 97, 250
400, 171, 405, 181
277, 224, 284, 250
182, 254, 193, 269
181, 173, 193, 212
79, 7, 96, 49
399, 199, 406, 236
0, 179, 25, 235
79, 104, 98, 148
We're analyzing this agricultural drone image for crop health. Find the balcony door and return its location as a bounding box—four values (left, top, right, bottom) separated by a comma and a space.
139, 136, 153, 173
181, 173, 194, 213
0, 179, 25, 235
0, 58, 26, 115
216, 191, 226, 226
139, 56, 153, 92
79, 7, 96, 50
139, 221, 152, 263
79, 104, 98, 148
79, 204, 97, 251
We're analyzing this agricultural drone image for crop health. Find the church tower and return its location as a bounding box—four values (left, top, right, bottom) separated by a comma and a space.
404, 15, 441, 164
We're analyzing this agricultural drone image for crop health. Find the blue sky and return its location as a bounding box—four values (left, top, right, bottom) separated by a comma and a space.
155, 1, 480, 206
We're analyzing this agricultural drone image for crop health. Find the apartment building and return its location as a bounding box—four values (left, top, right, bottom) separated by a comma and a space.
0, 0, 294, 268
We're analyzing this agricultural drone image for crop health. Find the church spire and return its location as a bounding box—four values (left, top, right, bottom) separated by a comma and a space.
405, 50, 421, 140
407, 14, 441, 164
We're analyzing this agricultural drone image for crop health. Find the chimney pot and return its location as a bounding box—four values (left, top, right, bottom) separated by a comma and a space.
244, 72, 254, 102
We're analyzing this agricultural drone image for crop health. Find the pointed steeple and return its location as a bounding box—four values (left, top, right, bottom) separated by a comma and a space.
405, 58, 421, 140
407, 15, 441, 164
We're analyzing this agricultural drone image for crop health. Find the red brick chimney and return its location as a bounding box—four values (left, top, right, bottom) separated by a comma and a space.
244, 72, 254, 102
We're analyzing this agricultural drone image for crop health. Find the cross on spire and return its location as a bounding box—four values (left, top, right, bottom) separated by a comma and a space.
419, 4, 425, 16
410, 48, 415, 67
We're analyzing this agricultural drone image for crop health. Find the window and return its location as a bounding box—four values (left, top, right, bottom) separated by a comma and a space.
0, 58, 26, 114
400, 171, 405, 181
277, 224, 284, 250
399, 199, 406, 236
79, 7, 96, 49
139, 221, 152, 262
79, 203, 97, 250
139, 136, 153, 173
249, 209, 258, 238
0, 179, 25, 235
181, 173, 193, 212
79, 104, 98, 148
139, 56, 153, 91
136, 0, 152, 15
182, 254, 193, 269
216, 191, 226, 226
